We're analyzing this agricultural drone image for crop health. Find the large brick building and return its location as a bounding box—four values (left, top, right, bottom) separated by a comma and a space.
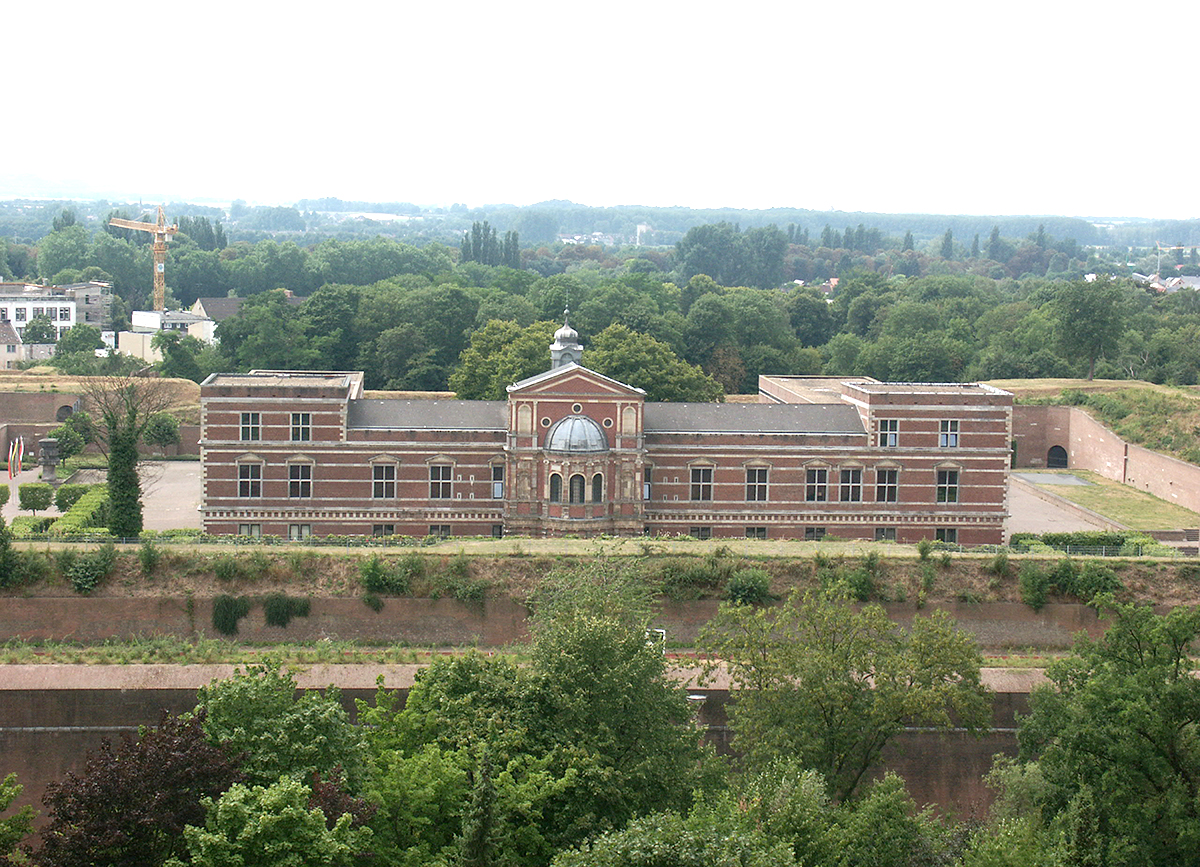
199, 324, 1012, 543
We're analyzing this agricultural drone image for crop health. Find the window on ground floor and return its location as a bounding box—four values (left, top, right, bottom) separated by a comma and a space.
935, 528, 957, 543
549, 472, 562, 503
288, 524, 311, 541
690, 526, 712, 540
491, 524, 504, 539
745, 526, 767, 540
373, 524, 395, 536
430, 524, 451, 540
569, 473, 586, 504
592, 473, 603, 504
875, 527, 896, 542
237, 523, 261, 537
805, 527, 826, 541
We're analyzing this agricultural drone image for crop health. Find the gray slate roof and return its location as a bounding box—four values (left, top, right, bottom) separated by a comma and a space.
348, 399, 508, 430
644, 402, 864, 435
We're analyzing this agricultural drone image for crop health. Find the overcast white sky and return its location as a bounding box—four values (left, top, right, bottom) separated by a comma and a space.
6, 1, 1197, 219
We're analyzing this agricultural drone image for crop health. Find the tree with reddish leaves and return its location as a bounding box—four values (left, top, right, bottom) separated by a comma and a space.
32, 709, 242, 867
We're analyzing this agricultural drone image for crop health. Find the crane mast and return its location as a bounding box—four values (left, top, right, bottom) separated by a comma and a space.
109, 206, 178, 312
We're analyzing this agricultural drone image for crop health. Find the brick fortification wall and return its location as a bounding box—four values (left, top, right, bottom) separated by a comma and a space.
1013, 405, 1200, 516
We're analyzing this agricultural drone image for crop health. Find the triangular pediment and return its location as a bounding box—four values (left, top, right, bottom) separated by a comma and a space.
508, 363, 646, 398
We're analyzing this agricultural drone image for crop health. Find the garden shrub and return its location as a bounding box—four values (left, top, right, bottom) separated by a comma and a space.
10, 516, 53, 537
18, 483, 53, 515
213, 556, 242, 582
53, 483, 93, 513
358, 555, 410, 595
727, 568, 771, 605
68, 544, 117, 595
48, 487, 110, 536
916, 539, 933, 561
262, 594, 311, 628
212, 595, 252, 635
1018, 562, 1050, 610
139, 541, 161, 577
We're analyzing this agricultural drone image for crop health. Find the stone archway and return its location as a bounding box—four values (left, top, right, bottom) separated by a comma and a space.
1047, 445, 1068, 469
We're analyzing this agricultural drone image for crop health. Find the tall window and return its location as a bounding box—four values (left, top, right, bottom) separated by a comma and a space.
238, 464, 261, 497
878, 419, 898, 447
291, 412, 311, 442
643, 467, 652, 501
430, 465, 452, 499
937, 469, 959, 503
745, 467, 767, 501
569, 474, 586, 504
939, 420, 959, 447
839, 468, 862, 502
549, 473, 562, 503
492, 465, 504, 499
591, 473, 603, 503
288, 464, 312, 498
876, 468, 898, 502
805, 468, 827, 502
240, 412, 260, 441
373, 464, 396, 498
690, 466, 713, 501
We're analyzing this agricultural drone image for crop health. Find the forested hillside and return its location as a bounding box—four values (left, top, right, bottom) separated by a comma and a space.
9, 205, 1200, 402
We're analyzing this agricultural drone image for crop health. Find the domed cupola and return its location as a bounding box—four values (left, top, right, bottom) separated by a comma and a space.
545, 415, 607, 453
550, 308, 583, 369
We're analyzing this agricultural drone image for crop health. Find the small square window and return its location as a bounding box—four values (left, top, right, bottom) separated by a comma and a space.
690, 526, 712, 540
745, 526, 767, 540
289, 464, 312, 498
878, 419, 898, 447
291, 412, 311, 442
939, 420, 959, 448
804, 527, 826, 541
240, 412, 260, 441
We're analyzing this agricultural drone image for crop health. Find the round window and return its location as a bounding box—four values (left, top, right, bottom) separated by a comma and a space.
602, 418, 613, 428
541, 417, 551, 427
572, 403, 583, 413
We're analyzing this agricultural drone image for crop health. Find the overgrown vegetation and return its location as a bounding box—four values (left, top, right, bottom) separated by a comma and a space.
211, 595, 252, 635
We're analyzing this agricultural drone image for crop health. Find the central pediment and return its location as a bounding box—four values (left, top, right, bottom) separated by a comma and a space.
507, 363, 646, 399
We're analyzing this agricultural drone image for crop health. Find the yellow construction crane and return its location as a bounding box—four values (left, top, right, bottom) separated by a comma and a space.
109, 206, 178, 311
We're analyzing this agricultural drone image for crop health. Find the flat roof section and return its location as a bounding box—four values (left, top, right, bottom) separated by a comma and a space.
645, 402, 866, 435
348, 399, 508, 431
759, 375, 877, 404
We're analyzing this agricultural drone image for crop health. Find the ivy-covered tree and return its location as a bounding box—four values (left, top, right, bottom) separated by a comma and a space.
20, 316, 58, 344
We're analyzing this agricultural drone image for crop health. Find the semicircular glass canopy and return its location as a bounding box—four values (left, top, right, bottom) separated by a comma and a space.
545, 415, 608, 453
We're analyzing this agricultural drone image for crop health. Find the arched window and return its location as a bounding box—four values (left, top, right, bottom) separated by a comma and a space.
591, 473, 603, 503
549, 473, 562, 503
569, 473, 586, 504
1047, 445, 1068, 469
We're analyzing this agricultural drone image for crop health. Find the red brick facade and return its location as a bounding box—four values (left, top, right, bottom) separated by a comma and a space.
201, 364, 1012, 543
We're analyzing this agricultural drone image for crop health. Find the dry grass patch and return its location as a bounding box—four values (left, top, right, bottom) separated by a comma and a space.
1027, 469, 1200, 530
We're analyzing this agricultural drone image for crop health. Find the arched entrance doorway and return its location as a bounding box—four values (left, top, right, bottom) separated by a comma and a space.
1047, 445, 1068, 469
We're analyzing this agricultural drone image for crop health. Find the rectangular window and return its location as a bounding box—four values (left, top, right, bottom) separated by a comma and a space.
690, 467, 713, 501
878, 418, 898, 447
429, 524, 451, 539
238, 464, 261, 497
291, 412, 311, 442
745, 526, 767, 540
939, 419, 959, 447
745, 467, 767, 501
47, 307, 57, 321
373, 524, 395, 536
643, 467, 652, 501
875, 527, 897, 542
690, 526, 712, 540
373, 464, 396, 498
240, 412, 260, 441
60, 307, 71, 320
238, 523, 261, 537
288, 464, 312, 498
936, 528, 958, 544
0, 308, 8, 321
32, 307, 43, 319
839, 468, 862, 502
937, 469, 959, 503
491, 524, 504, 539
430, 465, 452, 499
288, 524, 312, 541
805, 527, 826, 541
491, 465, 504, 499
15, 308, 25, 322
876, 468, 898, 502
805, 468, 827, 502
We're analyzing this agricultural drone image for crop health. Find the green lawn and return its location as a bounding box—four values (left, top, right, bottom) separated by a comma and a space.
1028, 469, 1200, 530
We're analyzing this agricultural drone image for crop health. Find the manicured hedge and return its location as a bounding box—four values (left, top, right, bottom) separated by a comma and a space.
48, 487, 110, 536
